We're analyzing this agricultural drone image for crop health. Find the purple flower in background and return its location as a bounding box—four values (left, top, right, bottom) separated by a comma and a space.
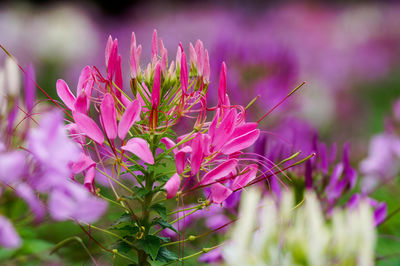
0, 150, 26, 184
49, 182, 107, 223
0, 215, 21, 249
360, 133, 400, 193
28, 110, 80, 191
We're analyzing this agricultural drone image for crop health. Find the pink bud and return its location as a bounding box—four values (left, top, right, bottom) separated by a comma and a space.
203, 50, 210, 83
115, 55, 123, 99
100, 93, 118, 140
84, 166, 96, 193
151, 63, 161, 109
165, 173, 180, 199
218, 62, 227, 106
161, 48, 168, 74
195, 40, 204, 76
56, 79, 76, 110
121, 138, 154, 164
130, 32, 138, 78
189, 42, 196, 67
180, 52, 188, 94
105, 35, 113, 65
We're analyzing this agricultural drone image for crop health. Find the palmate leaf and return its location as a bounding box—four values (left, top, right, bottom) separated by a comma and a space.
151, 218, 178, 233
137, 235, 161, 260
156, 246, 178, 262
150, 203, 167, 220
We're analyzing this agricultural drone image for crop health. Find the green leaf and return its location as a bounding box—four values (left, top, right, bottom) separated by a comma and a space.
112, 225, 139, 235
150, 203, 167, 220
111, 213, 133, 227
112, 240, 132, 254
137, 235, 161, 260
152, 218, 178, 233
156, 247, 178, 262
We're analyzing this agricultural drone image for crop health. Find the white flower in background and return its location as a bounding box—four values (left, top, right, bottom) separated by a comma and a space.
223, 189, 376, 266
4, 57, 20, 97
0, 68, 6, 115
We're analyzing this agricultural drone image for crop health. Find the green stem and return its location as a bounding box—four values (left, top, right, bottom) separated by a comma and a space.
163, 243, 224, 265
96, 168, 134, 194
50, 236, 98, 265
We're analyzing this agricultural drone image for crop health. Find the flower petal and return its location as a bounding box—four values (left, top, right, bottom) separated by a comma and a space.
201, 159, 238, 185
231, 164, 258, 190
165, 173, 180, 199
56, 79, 76, 110
122, 138, 154, 164
221, 129, 260, 155
211, 183, 232, 204
100, 93, 117, 140
73, 112, 104, 144
118, 99, 141, 140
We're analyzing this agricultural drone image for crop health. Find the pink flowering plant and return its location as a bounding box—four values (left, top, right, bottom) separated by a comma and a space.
45, 30, 313, 264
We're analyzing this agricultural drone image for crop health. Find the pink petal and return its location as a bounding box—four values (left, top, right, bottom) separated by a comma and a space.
211, 183, 232, 204
218, 62, 227, 106
122, 138, 154, 164
130, 32, 138, 78
71, 153, 96, 174
180, 52, 188, 94
107, 39, 118, 81
73, 112, 104, 144
56, 79, 76, 110
161, 48, 168, 74
114, 55, 123, 98
190, 133, 203, 176
105, 35, 113, 65
189, 42, 196, 66
66, 123, 85, 144
74, 92, 88, 114
231, 164, 258, 190
100, 93, 117, 140
201, 159, 238, 185
175, 146, 192, 174
118, 99, 142, 140
230, 122, 258, 140
212, 109, 237, 151
160, 137, 177, 153
84, 166, 96, 192
165, 173, 180, 199
195, 40, 204, 76
151, 63, 161, 108
221, 129, 260, 155
77, 66, 92, 95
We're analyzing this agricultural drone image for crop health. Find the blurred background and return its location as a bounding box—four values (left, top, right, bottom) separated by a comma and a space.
1, 0, 400, 264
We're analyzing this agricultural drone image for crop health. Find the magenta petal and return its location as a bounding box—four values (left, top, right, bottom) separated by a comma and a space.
231, 164, 258, 190
100, 93, 117, 140
77, 66, 92, 95
0, 215, 21, 249
191, 133, 203, 176
230, 122, 258, 140
118, 99, 141, 140
221, 129, 260, 155
71, 153, 96, 174
211, 183, 232, 204
56, 79, 76, 110
160, 137, 177, 153
212, 109, 237, 151
218, 62, 227, 106
74, 92, 88, 114
201, 159, 238, 185
73, 112, 104, 144
165, 173, 180, 199
84, 166, 96, 192
151, 29, 158, 63
122, 138, 154, 164
175, 146, 192, 174
130, 32, 138, 78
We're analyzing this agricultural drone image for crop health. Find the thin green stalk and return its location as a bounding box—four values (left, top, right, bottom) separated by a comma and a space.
163, 243, 224, 265
96, 168, 134, 194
